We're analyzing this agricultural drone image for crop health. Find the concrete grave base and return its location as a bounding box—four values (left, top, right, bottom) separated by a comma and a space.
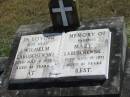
0, 17, 128, 97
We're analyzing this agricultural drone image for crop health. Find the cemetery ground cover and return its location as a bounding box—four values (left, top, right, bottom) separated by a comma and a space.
0, 0, 130, 56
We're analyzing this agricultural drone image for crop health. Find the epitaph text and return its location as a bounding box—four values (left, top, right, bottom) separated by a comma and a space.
10, 29, 111, 80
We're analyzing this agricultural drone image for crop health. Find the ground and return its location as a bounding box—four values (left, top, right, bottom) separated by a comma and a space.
0, 0, 130, 56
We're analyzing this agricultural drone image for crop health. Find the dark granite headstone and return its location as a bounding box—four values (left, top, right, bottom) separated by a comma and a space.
49, 0, 80, 31
6, 17, 127, 97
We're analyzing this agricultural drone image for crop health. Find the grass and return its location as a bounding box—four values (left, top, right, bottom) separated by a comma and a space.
0, 0, 130, 56
0, 0, 50, 56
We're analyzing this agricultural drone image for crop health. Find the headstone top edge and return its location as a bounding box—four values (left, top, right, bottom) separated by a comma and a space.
82, 16, 124, 23
0, 57, 8, 60
15, 23, 52, 37
79, 16, 125, 31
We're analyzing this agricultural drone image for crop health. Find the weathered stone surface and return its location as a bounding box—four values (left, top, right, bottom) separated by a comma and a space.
0, 57, 8, 75
15, 23, 50, 37
0, 17, 127, 97
0, 57, 8, 87
121, 48, 130, 97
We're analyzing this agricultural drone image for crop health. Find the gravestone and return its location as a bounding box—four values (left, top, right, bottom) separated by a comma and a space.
49, 0, 80, 31
9, 29, 111, 89
7, 17, 127, 97
5, 0, 128, 97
